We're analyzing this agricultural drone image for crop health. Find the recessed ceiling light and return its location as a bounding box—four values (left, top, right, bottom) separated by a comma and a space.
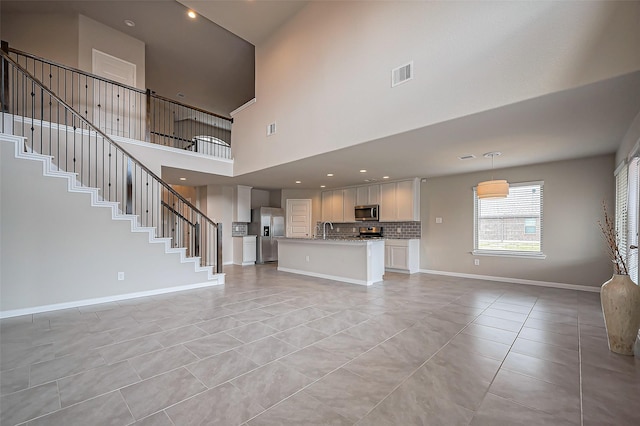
327, 173, 334, 177
124, 20, 136, 27
360, 169, 367, 173
320, 185, 326, 188
187, 10, 197, 19
383, 176, 390, 179
295, 180, 301, 184
179, 177, 187, 181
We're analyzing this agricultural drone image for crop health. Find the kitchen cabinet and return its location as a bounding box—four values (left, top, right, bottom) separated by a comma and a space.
379, 178, 420, 222
343, 188, 356, 222
356, 184, 380, 205
384, 239, 419, 273
331, 190, 344, 222
322, 190, 344, 222
322, 189, 351, 222
235, 185, 252, 222
233, 235, 257, 266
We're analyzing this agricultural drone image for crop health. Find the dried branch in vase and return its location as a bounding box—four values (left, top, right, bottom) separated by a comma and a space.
599, 201, 628, 275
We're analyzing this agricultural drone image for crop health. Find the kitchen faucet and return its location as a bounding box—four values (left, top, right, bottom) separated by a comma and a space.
320, 221, 333, 239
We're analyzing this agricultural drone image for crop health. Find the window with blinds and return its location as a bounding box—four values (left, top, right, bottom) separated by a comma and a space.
474, 181, 544, 257
626, 158, 639, 283
615, 161, 629, 278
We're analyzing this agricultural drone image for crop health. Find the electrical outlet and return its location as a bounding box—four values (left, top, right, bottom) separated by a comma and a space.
436, 217, 443, 224
305, 256, 310, 262
397, 228, 402, 233
352, 228, 356, 232
337, 227, 340, 232
117, 271, 125, 280
474, 259, 480, 266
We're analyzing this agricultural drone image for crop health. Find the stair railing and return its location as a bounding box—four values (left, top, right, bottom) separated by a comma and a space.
0, 48, 222, 273
2, 43, 233, 159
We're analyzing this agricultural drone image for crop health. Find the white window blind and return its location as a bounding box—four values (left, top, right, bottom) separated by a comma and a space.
615, 161, 629, 277
626, 158, 639, 283
474, 181, 544, 256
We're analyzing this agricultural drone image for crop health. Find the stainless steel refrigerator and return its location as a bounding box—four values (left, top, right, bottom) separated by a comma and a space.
249, 207, 285, 263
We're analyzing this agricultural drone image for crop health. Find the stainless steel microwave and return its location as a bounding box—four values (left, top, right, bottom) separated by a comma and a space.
355, 205, 379, 221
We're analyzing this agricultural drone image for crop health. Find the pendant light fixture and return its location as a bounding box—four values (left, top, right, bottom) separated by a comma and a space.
477, 152, 509, 199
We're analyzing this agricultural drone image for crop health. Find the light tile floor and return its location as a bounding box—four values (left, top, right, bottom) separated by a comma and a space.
1, 265, 639, 425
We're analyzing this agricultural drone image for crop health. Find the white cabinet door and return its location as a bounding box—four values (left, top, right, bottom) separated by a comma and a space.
243, 238, 256, 262
380, 183, 396, 222
236, 185, 252, 222
389, 246, 408, 269
396, 179, 417, 221
356, 184, 380, 206
233, 236, 256, 265
384, 239, 419, 273
379, 179, 419, 221
368, 184, 380, 205
331, 190, 344, 222
343, 188, 356, 222
321, 191, 332, 221
356, 186, 369, 205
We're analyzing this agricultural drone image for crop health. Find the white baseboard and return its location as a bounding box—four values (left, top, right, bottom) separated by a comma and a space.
277, 267, 378, 286
0, 276, 225, 319
419, 269, 601, 293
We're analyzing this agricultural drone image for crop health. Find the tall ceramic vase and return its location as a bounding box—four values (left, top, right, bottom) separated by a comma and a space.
601, 274, 640, 355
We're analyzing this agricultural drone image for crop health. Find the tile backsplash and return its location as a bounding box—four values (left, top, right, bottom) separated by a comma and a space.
232, 222, 248, 237
317, 221, 421, 239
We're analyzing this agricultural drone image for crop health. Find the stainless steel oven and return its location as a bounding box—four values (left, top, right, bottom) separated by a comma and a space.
355, 205, 379, 221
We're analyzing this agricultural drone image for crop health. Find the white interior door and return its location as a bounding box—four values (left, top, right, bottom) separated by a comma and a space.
286, 199, 312, 238
92, 49, 138, 138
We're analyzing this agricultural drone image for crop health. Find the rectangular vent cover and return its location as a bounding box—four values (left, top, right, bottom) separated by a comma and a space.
458, 154, 476, 160
267, 122, 276, 136
392, 62, 413, 87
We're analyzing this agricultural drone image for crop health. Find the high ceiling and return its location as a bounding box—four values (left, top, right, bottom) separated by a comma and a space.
3, 1, 639, 191
161, 70, 640, 189
1, 0, 256, 118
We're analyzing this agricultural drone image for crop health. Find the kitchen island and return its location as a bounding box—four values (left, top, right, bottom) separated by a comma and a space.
277, 238, 385, 286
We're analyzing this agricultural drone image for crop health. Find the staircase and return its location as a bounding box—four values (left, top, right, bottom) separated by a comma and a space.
0, 48, 224, 317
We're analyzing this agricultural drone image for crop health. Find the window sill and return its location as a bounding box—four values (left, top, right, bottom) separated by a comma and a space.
471, 250, 547, 260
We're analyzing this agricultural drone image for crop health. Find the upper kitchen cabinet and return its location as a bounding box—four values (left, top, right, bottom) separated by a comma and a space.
356, 184, 380, 206
343, 188, 356, 222
379, 178, 420, 222
321, 190, 345, 222
235, 185, 252, 222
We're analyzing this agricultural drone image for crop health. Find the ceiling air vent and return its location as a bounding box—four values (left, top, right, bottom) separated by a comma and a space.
266, 122, 276, 136
392, 61, 413, 87
458, 154, 476, 160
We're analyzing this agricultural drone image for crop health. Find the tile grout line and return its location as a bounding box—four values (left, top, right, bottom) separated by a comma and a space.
352, 289, 501, 423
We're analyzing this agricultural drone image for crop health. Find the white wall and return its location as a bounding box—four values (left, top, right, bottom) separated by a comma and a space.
77, 15, 146, 90
0, 136, 212, 313
1, 13, 80, 67
112, 135, 233, 178
206, 185, 234, 265
231, 1, 640, 176
251, 189, 271, 209
421, 154, 615, 288
615, 112, 640, 166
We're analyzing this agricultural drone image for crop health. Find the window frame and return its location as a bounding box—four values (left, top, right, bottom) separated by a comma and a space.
473, 180, 546, 259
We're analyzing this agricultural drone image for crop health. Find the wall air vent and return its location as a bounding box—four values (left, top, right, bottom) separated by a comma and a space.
392, 61, 413, 87
458, 154, 476, 160
266, 122, 276, 136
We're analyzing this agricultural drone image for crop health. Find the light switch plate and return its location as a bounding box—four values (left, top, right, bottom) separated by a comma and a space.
436, 217, 443, 224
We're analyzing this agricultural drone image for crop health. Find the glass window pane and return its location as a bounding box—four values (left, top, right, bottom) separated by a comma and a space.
476, 183, 542, 253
